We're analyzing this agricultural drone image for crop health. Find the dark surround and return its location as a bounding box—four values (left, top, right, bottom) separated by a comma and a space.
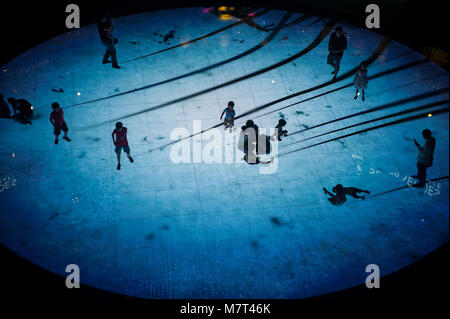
0, 0, 448, 66
1, 241, 448, 304
0, 0, 448, 306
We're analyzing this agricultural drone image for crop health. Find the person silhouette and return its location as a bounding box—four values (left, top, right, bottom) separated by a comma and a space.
220, 101, 236, 132
50, 102, 71, 144
112, 122, 134, 170
323, 184, 370, 205
412, 129, 436, 188
273, 119, 288, 141
98, 13, 120, 69
240, 120, 259, 154
327, 26, 347, 80
354, 62, 368, 101
8, 97, 33, 124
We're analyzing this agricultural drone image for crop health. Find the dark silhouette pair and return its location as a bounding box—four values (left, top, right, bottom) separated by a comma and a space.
0, 94, 33, 125
240, 120, 273, 165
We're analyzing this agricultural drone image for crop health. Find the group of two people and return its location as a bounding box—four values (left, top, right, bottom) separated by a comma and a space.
0, 94, 34, 125
327, 26, 368, 101
49, 103, 132, 170
323, 129, 436, 205
96, 15, 368, 103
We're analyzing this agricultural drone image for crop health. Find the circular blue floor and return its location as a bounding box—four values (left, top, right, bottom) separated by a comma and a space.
0, 7, 448, 298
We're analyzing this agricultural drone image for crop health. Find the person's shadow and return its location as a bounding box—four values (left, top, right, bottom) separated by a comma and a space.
323, 184, 370, 205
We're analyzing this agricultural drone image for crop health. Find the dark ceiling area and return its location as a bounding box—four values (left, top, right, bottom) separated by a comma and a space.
0, 0, 448, 66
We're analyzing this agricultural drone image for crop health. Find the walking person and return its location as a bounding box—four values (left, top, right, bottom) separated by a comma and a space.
220, 101, 236, 132
50, 102, 71, 144
112, 122, 134, 170
412, 129, 436, 188
97, 14, 120, 69
354, 62, 368, 101
327, 26, 347, 80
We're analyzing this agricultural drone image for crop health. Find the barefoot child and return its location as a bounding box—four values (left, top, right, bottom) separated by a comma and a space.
50, 102, 70, 144
220, 101, 235, 132
112, 122, 134, 170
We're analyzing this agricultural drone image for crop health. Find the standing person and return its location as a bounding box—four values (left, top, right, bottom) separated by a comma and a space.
327, 26, 347, 80
97, 14, 120, 69
412, 129, 436, 188
239, 120, 259, 154
220, 101, 236, 132
273, 119, 288, 141
50, 102, 70, 144
112, 122, 134, 170
354, 62, 368, 101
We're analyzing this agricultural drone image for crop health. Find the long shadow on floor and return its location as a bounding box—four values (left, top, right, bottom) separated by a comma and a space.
67, 11, 312, 110
124, 9, 272, 63
280, 106, 449, 157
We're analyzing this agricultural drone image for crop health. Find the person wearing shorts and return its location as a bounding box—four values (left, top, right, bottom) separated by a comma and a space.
220, 101, 236, 132
112, 122, 134, 170
50, 102, 70, 144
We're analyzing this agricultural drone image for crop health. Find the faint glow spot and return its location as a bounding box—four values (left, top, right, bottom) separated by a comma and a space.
202, 7, 212, 13
272, 80, 276, 83
428, 113, 432, 117
30, 106, 34, 110
218, 6, 228, 11
357, 92, 361, 96
248, 12, 255, 17
77, 92, 81, 96
219, 38, 229, 47
2, 69, 6, 72
421, 218, 425, 222
11, 153, 16, 157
